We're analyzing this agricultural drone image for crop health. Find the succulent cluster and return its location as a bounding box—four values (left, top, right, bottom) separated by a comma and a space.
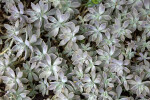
0, 0, 150, 100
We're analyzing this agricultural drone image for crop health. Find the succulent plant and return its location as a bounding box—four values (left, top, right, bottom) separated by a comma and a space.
55, 89, 74, 100
106, 0, 126, 11
85, 3, 111, 24
86, 22, 107, 45
142, 16, 150, 37
71, 49, 88, 67
127, 8, 142, 32
128, 75, 150, 96
101, 71, 114, 88
45, 9, 72, 37
49, 71, 72, 95
99, 88, 114, 100
1, 0, 150, 99
109, 55, 130, 76
2, 67, 28, 90
85, 56, 101, 73
120, 74, 133, 91
112, 19, 132, 41
39, 54, 62, 80
97, 45, 116, 64
137, 36, 150, 52
36, 79, 50, 96
101, 31, 121, 47
59, 24, 85, 48
127, 0, 143, 9
82, 71, 101, 93
26, 0, 54, 27
1, 0, 20, 13
12, 35, 32, 59
60, 0, 81, 14
137, 52, 150, 65
4, 20, 25, 39
9, 2, 27, 23
0, 54, 17, 75
80, 43, 91, 51
139, 0, 150, 20
23, 62, 39, 82
83, 92, 98, 100
4, 87, 31, 100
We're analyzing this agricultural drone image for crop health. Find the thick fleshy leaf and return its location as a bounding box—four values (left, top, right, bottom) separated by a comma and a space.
112, 0, 117, 3
39, 0, 44, 9
49, 16, 57, 23
119, 0, 126, 5
7, 68, 15, 78
135, 75, 141, 82
143, 0, 150, 9
39, 71, 51, 79
71, 2, 80, 8
97, 49, 103, 55
18, 2, 24, 14
103, 15, 111, 20
99, 3, 105, 14
62, 12, 70, 22
116, 85, 122, 97
123, 20, 129, 28
50, 27, 59, 37
43, 3, 48, 13
56, 9, 62, 22
124, 67, 130, 73
53, 57, 62, 66
46, 54, 51, 66
88, 8, 95, 14
128, 80, 136, 85
68, 92, 74, 98
99, 23, 106, 30
17, 72, 23, 78
124, 60, 130, 65
12, 45, 20, 51
30, 34, 37, 43
72, 37, 77, 42
133, 8, 138, 17
73, 26, 80, 34
126, 75, 133, 79
11, 5, 19, 13
94, 61, 101, 65
59, 39, 69, 46
33, 73, 39, 81
110, 46, 115, 55
42, 42, 47, 54
20, 93, 26, 98
4, 24, 12, 30
94, 78, 100, 83
31, 3, 40, 12
62, 76, 67, 82
82, 76, 91, 82
49, 84, 56, 90
76, 35, 85, 40
116, 5, 122, 10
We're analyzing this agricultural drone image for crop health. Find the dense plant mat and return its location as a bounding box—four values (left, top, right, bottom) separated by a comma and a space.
0, 0, 150, 100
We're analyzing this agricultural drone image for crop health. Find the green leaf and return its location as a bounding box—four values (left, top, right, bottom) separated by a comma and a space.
92, 0, 99, 4
85, 0, 102, 7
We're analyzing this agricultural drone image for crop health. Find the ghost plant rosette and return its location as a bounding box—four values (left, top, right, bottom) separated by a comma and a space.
59, 24, 85, 48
